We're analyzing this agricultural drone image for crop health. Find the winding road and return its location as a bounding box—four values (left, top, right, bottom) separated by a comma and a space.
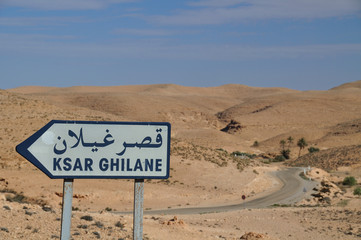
115, 167, 318, 215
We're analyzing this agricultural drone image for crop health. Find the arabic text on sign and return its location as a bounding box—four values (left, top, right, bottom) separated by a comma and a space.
53, 128, 163, 155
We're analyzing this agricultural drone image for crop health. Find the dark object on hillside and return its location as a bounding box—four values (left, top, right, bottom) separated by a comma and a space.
221, 120, 244, 134
343, 176, 357, 186
251, 105, 272, 114
80, 215, 94, 221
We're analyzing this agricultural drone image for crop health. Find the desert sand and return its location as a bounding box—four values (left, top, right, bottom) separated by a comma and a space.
1, 81, 361, 239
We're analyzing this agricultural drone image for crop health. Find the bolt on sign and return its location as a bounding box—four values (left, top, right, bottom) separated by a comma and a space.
16, 120, 171, 179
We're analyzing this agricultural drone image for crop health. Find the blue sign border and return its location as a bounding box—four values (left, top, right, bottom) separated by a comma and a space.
16, 120, 171, 179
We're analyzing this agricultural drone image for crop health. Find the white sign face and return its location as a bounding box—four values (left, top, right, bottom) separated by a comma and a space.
16, 120, 171, 179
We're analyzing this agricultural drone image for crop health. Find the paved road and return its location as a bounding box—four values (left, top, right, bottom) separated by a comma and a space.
115, 167, 318, 215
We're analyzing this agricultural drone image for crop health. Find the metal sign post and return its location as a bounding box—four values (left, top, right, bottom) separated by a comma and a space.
133, 179, 144, 240
60, 179, 74, 240
16, 120, 171, 240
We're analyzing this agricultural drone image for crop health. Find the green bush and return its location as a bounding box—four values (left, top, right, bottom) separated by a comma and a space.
273, 155, 286, 162
343, 176, 357, 186
308, 147, 320, 153
280, 149, 290, 159
354, 187, 361, 196
216, 148, 227, 153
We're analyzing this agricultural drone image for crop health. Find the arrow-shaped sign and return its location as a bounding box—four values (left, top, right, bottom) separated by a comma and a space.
16, 120, 171, 179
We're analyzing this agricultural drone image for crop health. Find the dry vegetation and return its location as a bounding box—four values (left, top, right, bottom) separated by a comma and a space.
288, 145, 361, 171
171, 139, 251, 170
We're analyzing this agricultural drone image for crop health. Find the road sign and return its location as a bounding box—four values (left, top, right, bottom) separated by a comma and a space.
16, 120, 171, 179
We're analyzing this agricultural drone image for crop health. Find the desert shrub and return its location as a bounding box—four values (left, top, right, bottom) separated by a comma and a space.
232, 151, 256, 159
5, 193, 27, 203
216, 148, 227, 153
115, 221, 126, 229
94, 221, 104, 228
308, 147, 320, 153
80, 215, 94, 221
1, 227, 9, 233
232, 151, 243, 156
260, 159, 270, 164
92, 231, 100, 238
273, 155, 286, 162
280, 149, 291, 159
354, 187, 361, 196
343, 176, 357, 186
77, 225, 88, 229
252, 141, 259, 147
272, 203, 291, 207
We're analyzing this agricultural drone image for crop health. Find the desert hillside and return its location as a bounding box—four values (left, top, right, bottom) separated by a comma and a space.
5, 81, 361, 162
330, 79, 361, 90
1, 81, 361, 240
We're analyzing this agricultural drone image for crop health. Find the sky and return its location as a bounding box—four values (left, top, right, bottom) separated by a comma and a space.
1, 0, 361, 91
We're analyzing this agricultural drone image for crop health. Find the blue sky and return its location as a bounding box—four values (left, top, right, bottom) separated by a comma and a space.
1, 0, 360, 90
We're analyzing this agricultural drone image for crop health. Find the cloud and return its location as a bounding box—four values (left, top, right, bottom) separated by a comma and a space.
1, 33, 361, 60
188, 0, 244, 7
0, 16, 89, 26
150, 0, 361, 25
1, 0, 136, 10
112, 28, 174, 36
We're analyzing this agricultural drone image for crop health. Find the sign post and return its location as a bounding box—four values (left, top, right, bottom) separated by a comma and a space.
60, 179, 74, 240
16, 120, 171, 239
133, 179, 144, 240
